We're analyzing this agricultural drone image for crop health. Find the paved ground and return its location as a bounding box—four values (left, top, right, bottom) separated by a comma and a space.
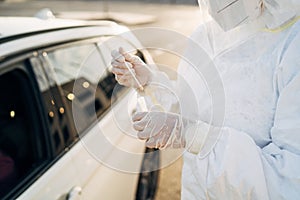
0, 2, 201, 199
154, 150, 183, 200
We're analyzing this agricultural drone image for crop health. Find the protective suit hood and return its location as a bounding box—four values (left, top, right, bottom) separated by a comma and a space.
198, 0, 297, 31
197, 0, 299, 56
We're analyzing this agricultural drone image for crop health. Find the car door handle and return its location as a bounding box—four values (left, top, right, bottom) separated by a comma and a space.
66, 186, 82, 200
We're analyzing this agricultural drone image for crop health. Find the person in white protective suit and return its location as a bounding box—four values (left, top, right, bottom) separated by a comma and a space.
111, 0, 300, 199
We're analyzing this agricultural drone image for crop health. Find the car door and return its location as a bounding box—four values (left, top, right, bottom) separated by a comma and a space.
41, 38, 146, 200
0, 52, 82, 200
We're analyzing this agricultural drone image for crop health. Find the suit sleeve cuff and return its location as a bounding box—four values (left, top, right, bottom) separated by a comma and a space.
185, 121, 209, 154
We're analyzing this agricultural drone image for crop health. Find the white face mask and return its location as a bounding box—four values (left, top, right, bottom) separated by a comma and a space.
199, 0, 262, 31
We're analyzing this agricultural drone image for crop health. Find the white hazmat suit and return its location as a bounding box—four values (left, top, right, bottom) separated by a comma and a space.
111, 0, 300, 199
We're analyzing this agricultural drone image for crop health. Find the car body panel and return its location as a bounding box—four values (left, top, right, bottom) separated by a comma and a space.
0, 17, 117, 38
16, 153, 80, 200
0, 17, 143, 60
68, 90, 144, 200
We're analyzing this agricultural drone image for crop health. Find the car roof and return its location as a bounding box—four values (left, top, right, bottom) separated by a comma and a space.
0, 16, 140, 59
0, 17, 117, 40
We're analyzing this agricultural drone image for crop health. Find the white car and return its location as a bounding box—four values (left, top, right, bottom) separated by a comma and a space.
0, 15, 159, 200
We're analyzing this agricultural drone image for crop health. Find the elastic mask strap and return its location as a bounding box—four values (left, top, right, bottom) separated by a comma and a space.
262, 15, 300, 33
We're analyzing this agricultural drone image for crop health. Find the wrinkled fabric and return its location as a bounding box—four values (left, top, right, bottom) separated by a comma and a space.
179, 17, 300, 200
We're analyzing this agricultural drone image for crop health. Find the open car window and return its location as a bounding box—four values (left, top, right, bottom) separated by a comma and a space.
0, 64, 48, 199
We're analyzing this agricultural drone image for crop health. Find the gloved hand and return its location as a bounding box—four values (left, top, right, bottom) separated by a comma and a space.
111, 47, 152, 89
132, 111, 186, 149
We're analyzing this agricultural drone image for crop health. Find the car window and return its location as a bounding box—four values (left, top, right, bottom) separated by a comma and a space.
31, 56, 78, 155
43, 43, 114, 135
47, 44, 107, 85
0, 65, 48, 199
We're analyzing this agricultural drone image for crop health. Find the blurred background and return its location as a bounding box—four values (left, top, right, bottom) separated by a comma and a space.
0, 1, 201, 199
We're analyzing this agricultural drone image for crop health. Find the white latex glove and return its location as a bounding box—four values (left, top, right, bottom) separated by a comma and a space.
132, 111, 185, 149
111, 47, 152, 89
